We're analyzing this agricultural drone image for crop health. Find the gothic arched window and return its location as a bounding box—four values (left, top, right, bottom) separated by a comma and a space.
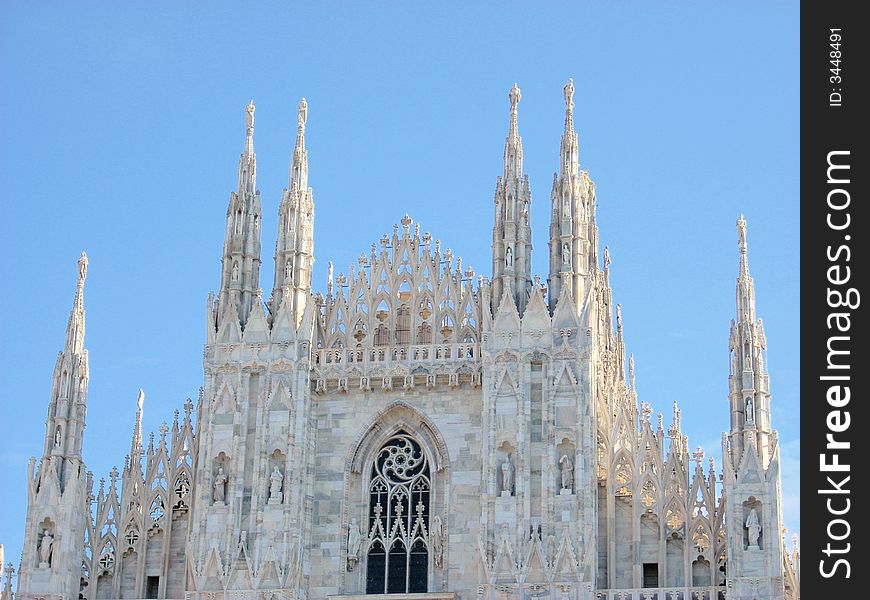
366, 432, 430, 594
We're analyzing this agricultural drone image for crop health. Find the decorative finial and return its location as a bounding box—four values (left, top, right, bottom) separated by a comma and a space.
78, 251, 89, 284
509, 83, 521, 112
563, 78, 575, 111
137, 389, 144, 412
297, 97, 308, 130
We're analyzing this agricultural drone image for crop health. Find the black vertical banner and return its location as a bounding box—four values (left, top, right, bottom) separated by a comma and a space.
802, 2, 867, 597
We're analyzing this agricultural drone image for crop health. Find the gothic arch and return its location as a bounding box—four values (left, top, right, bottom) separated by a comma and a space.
348, 401, 449, 475
342, 401, 450, 595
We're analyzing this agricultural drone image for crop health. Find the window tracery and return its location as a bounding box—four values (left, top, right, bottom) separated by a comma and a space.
366, 432, 430, 594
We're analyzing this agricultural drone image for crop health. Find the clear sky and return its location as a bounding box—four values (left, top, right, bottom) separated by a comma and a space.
0, 2, 798, 574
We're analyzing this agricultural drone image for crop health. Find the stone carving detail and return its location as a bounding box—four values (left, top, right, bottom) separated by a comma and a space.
432, 515, 444, 567
347, 517, 362, 571
746, 507, 762, 549
268, 466, 283, 505
213, 466, 228, 505
559, 454, 574, 492
38, 530, 53, 567
501, 454, 514, 496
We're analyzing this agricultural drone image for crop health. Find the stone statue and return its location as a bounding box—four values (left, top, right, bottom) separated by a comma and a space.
213, 467, 228, 504
54, 427, 61, 447
559, 454, 574, 491
285, 258, 293, 281
298, 98, 308, 129
509, 83, 521, 111
78, 251, 88, 282
268, 466, 283, 504
245, 100, 255, 131
505, 246, 513, 267
563, 78, 575, 111
746, 507, 761, 548
431, 515, 444, 567
501, 455, 514, 495
562, 242, 570, 265
745, 397, 755, 424
347, 518, 362, 570
232, 261, 240, 281
38, 530, 53, 566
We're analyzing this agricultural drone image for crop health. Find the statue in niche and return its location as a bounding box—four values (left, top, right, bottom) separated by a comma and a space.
231, 261, 240, 282
268, 466, 283, 505
745, 397, 755, 424
38, 529, 53, 567
562, 242, 570, 265
746, 507, 762, 548
559, 454, 574, 492
54, 427, 61, 448
505, 246, 513, 267
501, 454, 514, 496
213, 467, 228, 505
347, 518, 362, 570
285, 258, 293, 282
431, 515, 444, 567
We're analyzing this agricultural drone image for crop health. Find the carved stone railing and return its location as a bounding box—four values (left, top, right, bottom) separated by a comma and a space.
313, 343, 480, 369
595, 588, 726, 600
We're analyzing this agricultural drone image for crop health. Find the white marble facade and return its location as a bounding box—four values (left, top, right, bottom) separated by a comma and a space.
9, 84, 800, 600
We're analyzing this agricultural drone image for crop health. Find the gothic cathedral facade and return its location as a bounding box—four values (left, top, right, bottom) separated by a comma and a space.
10, 83, 800, 600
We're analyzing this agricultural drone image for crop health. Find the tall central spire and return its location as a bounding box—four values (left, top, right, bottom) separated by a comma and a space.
491, 83, 533, 315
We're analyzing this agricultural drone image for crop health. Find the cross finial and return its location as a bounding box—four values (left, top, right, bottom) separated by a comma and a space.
693, 446, 705, 466
159, 421, 169, 442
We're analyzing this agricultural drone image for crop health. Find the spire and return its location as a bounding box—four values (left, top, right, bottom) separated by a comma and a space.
727, 216, 772, 466
548, 80, 596, 313
736, 214, 755, 322
239, 100, 257, 195
560, 78, 578, 178
271, 98, 315, 329
289, 97, 309, 192
491, 84, 532, 315
130, 389, 144, 462
65, 252, 88, 355
215, 101, 263, 331
504, 83, 523, 180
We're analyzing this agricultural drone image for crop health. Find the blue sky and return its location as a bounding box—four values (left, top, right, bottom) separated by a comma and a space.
0, 2, 798, 572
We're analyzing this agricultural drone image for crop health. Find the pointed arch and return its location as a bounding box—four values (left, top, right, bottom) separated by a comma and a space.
349, 401, 449, 474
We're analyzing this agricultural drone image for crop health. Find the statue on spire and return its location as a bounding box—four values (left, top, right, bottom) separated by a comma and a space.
509, 83, 521, 112
737, 214, 748, 252
298, 97, 308, 130
78, 252, 88, 284
245, 100, 255, 132
563, 78, 575, 111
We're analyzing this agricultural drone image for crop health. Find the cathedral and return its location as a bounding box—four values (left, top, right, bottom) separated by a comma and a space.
7, 82, 799, 600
